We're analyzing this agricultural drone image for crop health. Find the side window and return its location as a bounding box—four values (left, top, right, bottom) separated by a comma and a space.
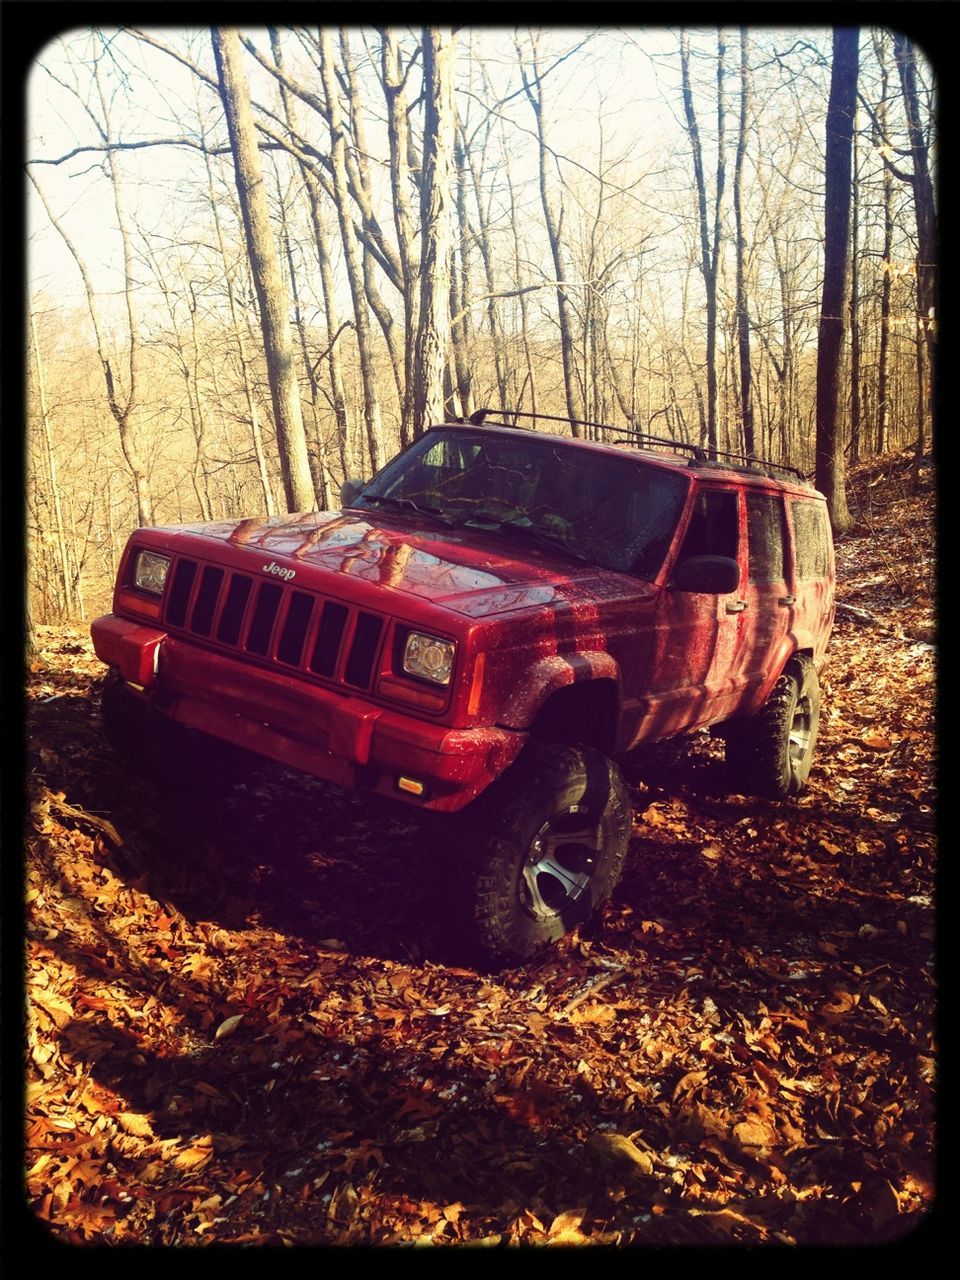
791, 501, 830, 580
679, 489, 739, 560
746, 493, 787, 583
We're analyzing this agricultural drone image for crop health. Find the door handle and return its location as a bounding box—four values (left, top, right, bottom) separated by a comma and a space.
726, 599, 748, 614
778, 595, 796, 607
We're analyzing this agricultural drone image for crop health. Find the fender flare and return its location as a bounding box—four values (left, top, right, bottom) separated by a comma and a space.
760, 632, 817, 705
498, 651, 622, 730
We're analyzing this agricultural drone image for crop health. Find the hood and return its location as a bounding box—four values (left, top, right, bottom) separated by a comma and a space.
155, 509, 647, 618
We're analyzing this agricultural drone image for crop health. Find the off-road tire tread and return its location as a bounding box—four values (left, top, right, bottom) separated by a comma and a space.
462, 742, 631, 966
728, 654, 820, 799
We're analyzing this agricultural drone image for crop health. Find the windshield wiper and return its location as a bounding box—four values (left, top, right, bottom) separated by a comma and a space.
461, 516, 591, 564
359, 495, 458, 526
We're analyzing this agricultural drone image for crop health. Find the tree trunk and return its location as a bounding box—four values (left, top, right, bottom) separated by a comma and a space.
318, 28, 385, 474
412, 28, 457, 433
274, 163, 331, 509
733, 28, 754, 457
505, 154, 537, 416
211, 26, 316, 513
140, 233, 215, 524
892, 34, 936, 448
876, 144, 894, 454
29, 312, 75, 618
680, 29, 726, 457
28, 171, 155, 530
380, 29, 419, 444
815, 27, 859, 532
871, 29, 895, 457
849, 117, 862, 464
449, 123, 476, 420
518, 34, 583, 432
464, 91, 509, 411
200, 138, 276, 516
339, 31, 405, 423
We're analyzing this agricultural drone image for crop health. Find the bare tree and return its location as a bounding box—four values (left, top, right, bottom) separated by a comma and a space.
268, 26, 342, 505
849, 115, 863, 464
317, 27, 385, 473
892, 34, 936, 458
29, 310, 78, 617
28, 167, 155, 530
733, 28, 754, 457
380, 28, 421, 443
412, 27, 457, 433
211, 26, 316, 512
871, 31, 896, 455
815, 27, 859, 532
517, 32, 585, 433
680, 29, 727, 457
200, 131, 277, 516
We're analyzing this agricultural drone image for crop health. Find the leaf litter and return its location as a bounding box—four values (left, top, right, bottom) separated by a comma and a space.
23, 452, 935, 1245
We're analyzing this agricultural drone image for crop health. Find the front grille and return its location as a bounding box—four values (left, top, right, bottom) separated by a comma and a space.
246, 581, 283, 655
344, 612, 385, 688
191, 566, 224, 636
161, 557, 385, 692
277, 592, 315, 667
310, 602, 348, 677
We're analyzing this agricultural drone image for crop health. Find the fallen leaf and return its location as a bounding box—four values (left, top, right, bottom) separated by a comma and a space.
822, 990, 860, 1015
673, 1069, 708, 1100
734, 1117, 779, 1149
117, 1112, 154, 1138
587, 1132, 655, 1175
548, 1209, 589, 1244
173, 1139, 213, 1171
214, 1014, 244, 1041
569, 1003, 616, 1027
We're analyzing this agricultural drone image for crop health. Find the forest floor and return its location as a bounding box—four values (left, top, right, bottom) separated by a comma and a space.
22, 449, 936, 1247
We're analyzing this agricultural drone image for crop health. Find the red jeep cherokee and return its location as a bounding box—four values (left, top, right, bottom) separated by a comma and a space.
92, 411, 834, 963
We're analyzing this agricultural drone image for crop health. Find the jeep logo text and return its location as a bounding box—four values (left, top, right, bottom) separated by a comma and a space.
262, 561, 296, 581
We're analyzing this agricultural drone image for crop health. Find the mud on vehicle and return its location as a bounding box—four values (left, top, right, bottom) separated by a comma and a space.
92, 409, 835, 965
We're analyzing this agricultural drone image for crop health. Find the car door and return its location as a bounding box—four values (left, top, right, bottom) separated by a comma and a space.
638, 485, 745, 740
787, 497, 835, 658
727, 488, 794, 714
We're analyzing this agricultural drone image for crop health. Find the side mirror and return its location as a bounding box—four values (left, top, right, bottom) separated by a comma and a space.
672, 554, 740, 594
339, 477, 365, 508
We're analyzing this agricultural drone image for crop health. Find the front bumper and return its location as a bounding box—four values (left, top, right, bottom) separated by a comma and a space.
91, 614, 523, 812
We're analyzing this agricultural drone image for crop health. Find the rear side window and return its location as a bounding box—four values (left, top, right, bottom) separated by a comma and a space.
791, 501, 830, 580
747, 493, 787, 583
679, 489, 739, 560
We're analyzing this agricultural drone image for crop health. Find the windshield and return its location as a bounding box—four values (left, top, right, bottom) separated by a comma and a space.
353, 429, 688, 578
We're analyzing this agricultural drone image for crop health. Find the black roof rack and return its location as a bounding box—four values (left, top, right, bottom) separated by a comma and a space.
464, 408, 810, 484
693, 446, 809, 484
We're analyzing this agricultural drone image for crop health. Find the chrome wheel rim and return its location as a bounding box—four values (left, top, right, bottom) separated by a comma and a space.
520, 805, 603, 922
789, 694, 814, 765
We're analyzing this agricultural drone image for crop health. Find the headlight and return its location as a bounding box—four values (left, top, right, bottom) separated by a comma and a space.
403, 632, 455, 685
134, 550, 171, 595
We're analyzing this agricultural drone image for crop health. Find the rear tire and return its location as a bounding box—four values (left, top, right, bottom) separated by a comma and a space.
459, 742, 631, 966
726, 655, 821, 798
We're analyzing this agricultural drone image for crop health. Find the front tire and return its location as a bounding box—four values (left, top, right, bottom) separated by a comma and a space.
461, 742, 631, 965
726, 654, 821, 798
